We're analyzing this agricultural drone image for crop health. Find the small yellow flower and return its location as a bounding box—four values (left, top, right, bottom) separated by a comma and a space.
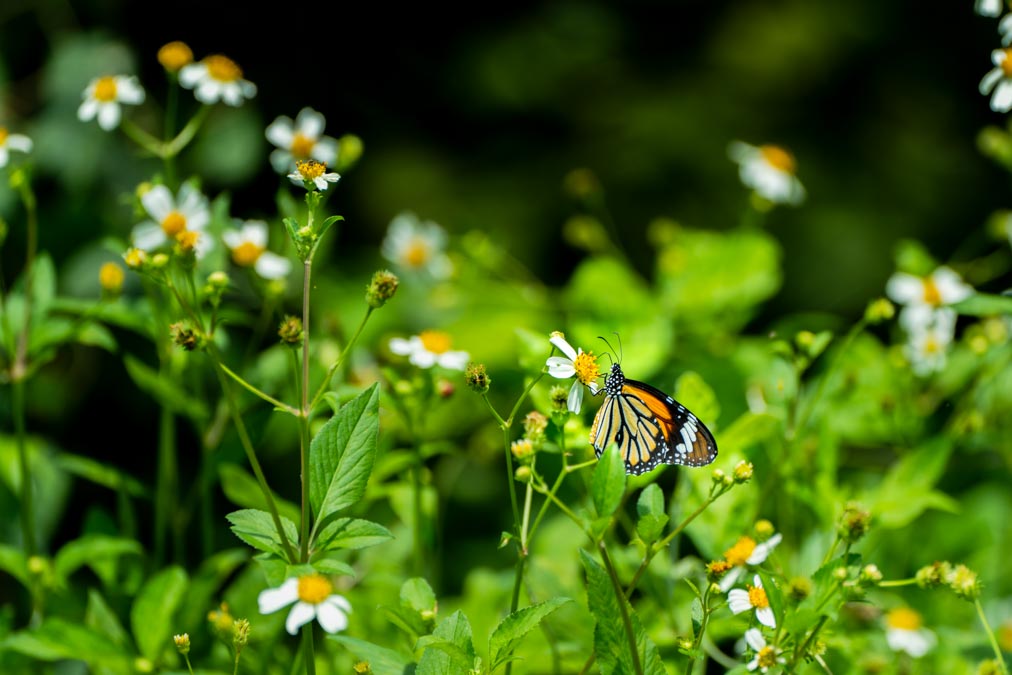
546, 332, 600, 413
885, 607, 935, 657
258, 574, 352, 635
390, 331, 469, 370
381, 211, 452, 278
728, 141, 805, 205
222, 221, 291, 279
179, 54, 257, 106
728, 575, 776, 628
288, 159, 340, 191
99, 262, 124, 294
173, 633, 190, 655
158, 41, 193, 72
510, 438, 534, 461
266, 107, 339, 174
78, 75, 145, 131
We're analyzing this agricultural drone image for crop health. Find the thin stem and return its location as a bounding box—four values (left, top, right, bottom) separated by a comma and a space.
219, 362, 298, 414
302, 624, 316, 675
506, 372, 546, 426
299, 258, 312, 562
13, 175, 38, 380
790, 615, 829, 671
12, 377, 34, 558
154, 405, 177, 565
975, 598, 1010, 675
183, 653, 195, 675
684, 585, 712, 675
876, 578, 919, 588
599, 543, 643, 675
309, 306, 374, 413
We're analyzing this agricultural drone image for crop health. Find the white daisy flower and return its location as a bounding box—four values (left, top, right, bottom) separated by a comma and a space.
904, 310, 957, 376
728, 574, 776, 628
885, 266, 973, 332
545, 332, 600, 414
179, 54, 256, 106
131, 183, 213, 258
719, 533, 784, 592
884, 608, 935, 658
380, 212, 452, 279
980, 48, 1012, 112
266, 107, 339, 174
77, 75, 145, 131
389, 330, 469, 370
978, 0, 1004, 17
744, 628, 785, 673
287, 159, 341, 191
257, 574, 351, 636
0, 127, 33, 168
1000, 14, 1012, 44
728, 141, 805, 206
222, 220, 291, 280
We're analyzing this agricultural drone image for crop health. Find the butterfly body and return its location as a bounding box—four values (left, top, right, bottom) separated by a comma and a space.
590, 363, 718, 475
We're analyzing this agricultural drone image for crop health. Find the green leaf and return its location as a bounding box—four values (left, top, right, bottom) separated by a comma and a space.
674, 371, 720, 429
635, 484, 668, 544
54, 452, 148, 497
131, 565, 188, 661
3, 617, 126, 665
85, 589, 131, 650
0, 544, 29, 588
866, 438, 958, 528
893, 239, 937, 276
226, 509, 298, 557
416, 611, 476, 675
592, 443, 626, 518
309, 555, 356, 578
952, 292, 1012, 317
401, 577, 437, 613
329, 636, 412, 675
309, 383, 380, 522
53, 535, 143, 583
488, 597, 571, 671
74, 321, 117, 352
123, 354, 208, 422
314, 517, 393, 552
218, 463, 300, 524
254, 553, 287, 588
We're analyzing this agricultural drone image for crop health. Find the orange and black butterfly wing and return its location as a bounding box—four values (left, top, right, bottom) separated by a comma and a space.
590, 379, 717, 475
623, 378, 718, 468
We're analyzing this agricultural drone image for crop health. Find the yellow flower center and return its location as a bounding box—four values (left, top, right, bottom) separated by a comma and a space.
757, 646, 778, 668
99, 262, 124, 292
296, 159, 326, 181
158, 41, 193, 71
759, 145, 796, 174
1002, 49, 1012, 77
205, 54, 242, 82
922, 335, 940, 355
94, 76, 118, 102
290, 133, 315, 159
403, 237, 432, 268
748, 585, 770, 609
886, 607, 922, 631
232, 241, 264, 267
176, 230, 200, 252
419, 330, 452, 354
922, 277, 942, 306
724, 536, 757, 567
124, 248, 147, 268
573, 351, 599, 386
161, 211, 187, 237
0, 127, 8, 145
297, 574, 333, 605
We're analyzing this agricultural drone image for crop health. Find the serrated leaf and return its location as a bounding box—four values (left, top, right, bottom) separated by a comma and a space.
309, 555, 356, 578
416, 611, 476, 675
123, 354, 208, 422
130, 566, 188, 661
309, 384, 380, 523
592, 443, 626, 518
329, 636, 412, 675
401, 577, 437, 613
314, 517, 393, 552
53, 535, 142, 582
382, 604, 430, 640
488, 597, 571, 670
226, 509, 298, 558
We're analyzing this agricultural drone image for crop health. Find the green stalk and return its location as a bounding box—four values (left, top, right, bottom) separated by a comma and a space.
154, 405, 177, 564
412, 446, 425, 577
299, 257, 312, 563
302, 624, 316, 675
599, 543, 643, 675
975, 598, 1010, 675
12, 377, 34, 558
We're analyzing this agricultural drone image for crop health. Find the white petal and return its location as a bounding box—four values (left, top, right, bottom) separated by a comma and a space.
992, 80, 1012, 112
436, 350, 470, 371
718, 566, 745, 592
240, 221, 269, 247
747, 534, 782, 565
746, 657, 760, 672
979, 0, 1003, 17
6, 135, 32, 153
266, 117, 295, 148
195, 81, 221, 104
178, 63, 206, 88
549, 333, 578, 360
222, 229, 243, 248
222, 83, 243, 107
752, 575, 763, 588
241, 80, 257, 99
899, 305, 935, 333
132, 222, 167, 251
78, 99, 99, 122
116, 77, 145, 104
315, 598, 349, 633
410, 350, 438, 368
312, 138, 339, 165
885, 272, 923, 304
97, 103, 121, 130
389, 337, 417, 355
744, 628, 766, 652
256, 252, 292, 280
728, 141, 757, 163
296, 108, 325, 138
270, 149, 295, 174
193, 232, 215, 259
981, 67, 1004, 95
756, 606, 776, 628
545, 356, 576, 378
932, 267, 973, 303
285, 602, 317, 635
567, 381, 584, 413
142, 184, 174, 220
258, 578, 299, 614
727, 589, 752, 615
0, 148, 8, 168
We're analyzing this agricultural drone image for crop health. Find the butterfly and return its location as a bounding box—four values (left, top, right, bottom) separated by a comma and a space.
589, 362, 718, 475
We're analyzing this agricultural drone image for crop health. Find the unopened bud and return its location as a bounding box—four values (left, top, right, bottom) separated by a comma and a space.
366, 269, 399, 308
173, 633, 191, 655
733, 461, 754, 484
278, 315, 304, 346
465, 362, 490, 394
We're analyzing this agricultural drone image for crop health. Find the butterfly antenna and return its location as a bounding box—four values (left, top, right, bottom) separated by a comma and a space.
598, 335, 619, 364
613, 331, 624, 364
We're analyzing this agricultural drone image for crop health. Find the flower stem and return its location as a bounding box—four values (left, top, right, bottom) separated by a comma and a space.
154, 405, 177, 564
11, 377, 34, 558
302, 624, 316, 675
183, 653, 195, 675
975, 598, 1010, 675
299, 258, 312, 563
599, 542, 643, 675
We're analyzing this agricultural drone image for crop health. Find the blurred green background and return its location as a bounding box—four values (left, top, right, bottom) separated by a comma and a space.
1, 0, 1009, 582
